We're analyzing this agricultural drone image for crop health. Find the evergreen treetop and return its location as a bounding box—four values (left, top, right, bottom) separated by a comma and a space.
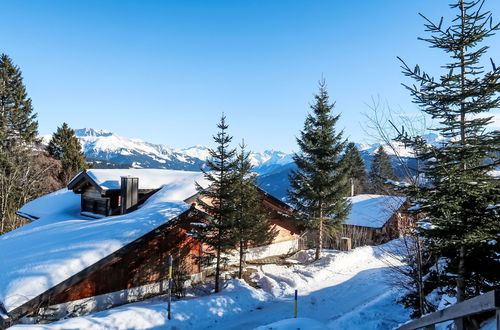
48, 122, 87, 183
343, 142, 369, 195
369, 146, 398, 194
0, 54, 38, 148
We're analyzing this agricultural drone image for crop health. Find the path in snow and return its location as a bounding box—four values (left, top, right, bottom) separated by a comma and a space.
12, 240, 411, 330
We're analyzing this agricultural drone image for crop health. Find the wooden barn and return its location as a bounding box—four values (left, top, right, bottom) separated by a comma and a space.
337, 194, 409, 249
0, 169, 301, 326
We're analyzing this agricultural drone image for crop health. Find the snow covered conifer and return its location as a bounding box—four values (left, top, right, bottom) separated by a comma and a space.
196, 114, 238, 293
48, 122, 87, 183
397, 0, 500, 302
288, 79, 351, 260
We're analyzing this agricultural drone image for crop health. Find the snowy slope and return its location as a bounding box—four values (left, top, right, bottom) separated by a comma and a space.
0, 170, 207, 314
14, 240, 411, 329
356, 133, 447, 158
71, 128, 432, 173
68, 128, 294, 173
71, 128, 434, 170
74, 128, 207, 171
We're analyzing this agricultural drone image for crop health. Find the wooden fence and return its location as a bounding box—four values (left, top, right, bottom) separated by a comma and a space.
397, 290, 499, 330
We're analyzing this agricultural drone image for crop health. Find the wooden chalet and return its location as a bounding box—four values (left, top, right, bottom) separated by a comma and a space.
337, 194, 409, 249
1, 169, 301, 326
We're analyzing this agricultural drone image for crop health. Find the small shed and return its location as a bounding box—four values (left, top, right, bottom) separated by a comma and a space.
339, 194, 409, 248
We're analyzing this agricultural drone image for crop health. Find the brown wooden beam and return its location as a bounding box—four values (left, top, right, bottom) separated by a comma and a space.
398, 290, 500, 330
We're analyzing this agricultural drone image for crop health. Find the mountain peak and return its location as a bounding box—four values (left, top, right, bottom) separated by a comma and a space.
75, 128, 113, 137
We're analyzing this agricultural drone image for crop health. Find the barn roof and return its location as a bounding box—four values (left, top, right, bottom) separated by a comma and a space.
0, 169, 207, 317
345, 194, 407, 228
68, 168, 202, 192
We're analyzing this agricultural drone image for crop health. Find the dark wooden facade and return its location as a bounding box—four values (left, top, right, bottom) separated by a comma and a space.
8, 208, 205, 322
81, 186, 115, 216
50, 213, 202, 305
68, 172, 157, 217
185, 187, 301, 247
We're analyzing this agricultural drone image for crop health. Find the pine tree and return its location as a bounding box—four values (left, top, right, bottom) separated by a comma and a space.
343, 142, 369, 196
233, 142, 275, 278
196, 114, 238, 293
288, 79, 351, 260
397, 0, 500, 302
369, 146, 398, 194
0, 54, 38, 148
0, 54, 39, 234
48, 122, 87, 183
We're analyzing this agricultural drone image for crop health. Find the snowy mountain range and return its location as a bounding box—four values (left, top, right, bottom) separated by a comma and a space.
42, 128, 294, 174
42, 128, 441, 199
67, 127, 432, 168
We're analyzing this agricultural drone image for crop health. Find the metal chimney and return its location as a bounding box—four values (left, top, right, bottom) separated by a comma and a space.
121, 176, 139, 214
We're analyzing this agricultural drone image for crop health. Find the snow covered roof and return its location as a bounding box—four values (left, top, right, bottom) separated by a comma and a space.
0, 169, 207, 315
17, 189, 80, 221
345, 195, 407, 228
69, 168, 202, 191
489, 170, 500, 178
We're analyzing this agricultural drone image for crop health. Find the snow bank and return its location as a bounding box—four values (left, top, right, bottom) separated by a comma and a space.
346, 194, 406, 228
254, 317, 327, 330
12, 280, 269, 330
0, 170, 207, 314
254, 240, 406, 298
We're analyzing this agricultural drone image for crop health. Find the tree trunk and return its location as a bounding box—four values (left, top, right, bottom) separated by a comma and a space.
457, 245, 466, 302
315, 205, 323, 260
215, 231, 222, 293
239, 239, 244, 279
456, 0, 467, 303
416, 237, 425, 316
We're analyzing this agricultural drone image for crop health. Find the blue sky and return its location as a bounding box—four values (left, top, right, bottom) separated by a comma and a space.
2, 0, 499, 152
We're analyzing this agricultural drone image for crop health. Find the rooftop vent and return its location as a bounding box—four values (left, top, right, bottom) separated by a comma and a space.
121, 176, 138, 214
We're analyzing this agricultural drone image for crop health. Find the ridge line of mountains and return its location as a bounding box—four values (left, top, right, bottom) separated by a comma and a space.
41, 128, 431, 200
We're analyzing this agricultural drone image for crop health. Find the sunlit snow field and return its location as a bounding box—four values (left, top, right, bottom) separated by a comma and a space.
12, 240, 411, 330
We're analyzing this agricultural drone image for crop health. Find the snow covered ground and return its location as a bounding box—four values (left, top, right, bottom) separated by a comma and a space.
11, 240, 411, 330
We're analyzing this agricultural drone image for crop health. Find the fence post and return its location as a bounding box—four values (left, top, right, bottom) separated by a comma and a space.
340, 237, 352, 251
496, 307, 499, 330
168, 255, 172, 320
454, 317, 464, 330
294, 290, 298, 318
